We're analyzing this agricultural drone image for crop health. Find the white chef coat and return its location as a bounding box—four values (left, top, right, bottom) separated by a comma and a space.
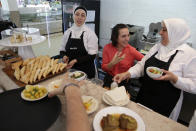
129, 43, 196, 120
60, 24, 98, 55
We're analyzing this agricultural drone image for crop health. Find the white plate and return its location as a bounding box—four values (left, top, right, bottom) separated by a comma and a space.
69, 71, 86, 81
102, 93, 130, 106
48, 79, 63, 92
21, 85, 48, 101
82, 95, 99, 114
0, 35, 46, 47
93, 106, 145, 131
146, 66, 163, 79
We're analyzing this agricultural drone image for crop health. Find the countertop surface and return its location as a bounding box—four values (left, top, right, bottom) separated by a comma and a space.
0, 65, 188, 131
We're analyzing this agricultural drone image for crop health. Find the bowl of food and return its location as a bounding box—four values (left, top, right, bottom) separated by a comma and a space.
69, 71, 86, 81
146, 66, 163, 79
21, 85, 48, 101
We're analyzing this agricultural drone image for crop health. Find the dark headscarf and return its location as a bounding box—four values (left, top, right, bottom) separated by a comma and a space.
74, 6, 87, 16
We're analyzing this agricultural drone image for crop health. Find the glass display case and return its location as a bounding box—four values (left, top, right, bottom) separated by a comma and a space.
17, 0, 62, 34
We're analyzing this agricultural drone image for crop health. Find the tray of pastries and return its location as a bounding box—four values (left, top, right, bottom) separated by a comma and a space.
4, 55, 67, 86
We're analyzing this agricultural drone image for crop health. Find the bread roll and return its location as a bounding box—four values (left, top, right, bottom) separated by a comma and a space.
12, 61, 23, 70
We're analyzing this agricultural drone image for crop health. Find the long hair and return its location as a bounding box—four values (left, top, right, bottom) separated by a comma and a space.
111, 24, 128, 47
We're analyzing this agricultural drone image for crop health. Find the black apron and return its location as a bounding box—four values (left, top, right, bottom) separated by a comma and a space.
136, 50, 181, 117
65, 31, 95, 78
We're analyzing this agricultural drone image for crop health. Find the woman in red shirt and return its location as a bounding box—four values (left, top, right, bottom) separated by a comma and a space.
102, 24, 144, 88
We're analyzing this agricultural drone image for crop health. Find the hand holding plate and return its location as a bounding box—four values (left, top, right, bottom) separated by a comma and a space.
154, 69, 178, 83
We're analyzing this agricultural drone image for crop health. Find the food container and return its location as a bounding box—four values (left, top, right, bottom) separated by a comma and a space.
0, 50, 22, 66
10, 30, 27, 43
146, 66, 163, 79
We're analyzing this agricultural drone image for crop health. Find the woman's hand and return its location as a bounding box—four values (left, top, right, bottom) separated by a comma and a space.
67, 59, 77, 70
63, 55, 69, 63
154, 69, 178, 83
113, 71, 131, 84
107, 52, 125, 69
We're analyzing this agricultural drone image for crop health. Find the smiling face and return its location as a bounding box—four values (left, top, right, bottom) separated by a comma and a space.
159, 22, 169, 46
73, 9, 86, 27
117, 28, 130, 49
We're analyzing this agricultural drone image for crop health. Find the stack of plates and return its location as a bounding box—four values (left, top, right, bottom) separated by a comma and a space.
102, 86, 129, 106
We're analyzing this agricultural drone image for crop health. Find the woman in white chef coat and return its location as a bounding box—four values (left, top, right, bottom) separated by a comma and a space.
114, 18, 196, 121
59, 6, 98, 78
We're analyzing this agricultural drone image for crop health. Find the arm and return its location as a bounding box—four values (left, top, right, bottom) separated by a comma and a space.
65, 86, 90, 131
66, 55, 96, 69
48, 74, 90, 131
155, 58, 196, 94
172, 58, 196, 94
114, 44, 158, 83
128, 44, 158, 78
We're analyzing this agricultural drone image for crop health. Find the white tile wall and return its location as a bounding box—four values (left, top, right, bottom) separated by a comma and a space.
100, 0, 196, 49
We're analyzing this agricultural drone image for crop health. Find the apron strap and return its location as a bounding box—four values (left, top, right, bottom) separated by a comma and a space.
68, 32, 72, 39
168, 50, 179, 64
80, 31, 85, 39
152, 51, 158, 57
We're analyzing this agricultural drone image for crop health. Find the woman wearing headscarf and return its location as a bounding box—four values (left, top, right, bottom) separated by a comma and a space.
59, 6, 98, 78
114, 18, 196, 120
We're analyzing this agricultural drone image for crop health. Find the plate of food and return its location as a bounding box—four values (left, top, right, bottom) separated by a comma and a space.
0, 35, 46, 47
11, 56, 67, 85
21, 85, 48, 101
146, 66, 163, 79
48, 79, 63, 92
69, 71, 86, 81
93, 106, 145, 131
82, 95, 99, 114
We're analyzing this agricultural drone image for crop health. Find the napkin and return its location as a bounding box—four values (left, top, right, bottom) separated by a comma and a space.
104, 86, 128, 105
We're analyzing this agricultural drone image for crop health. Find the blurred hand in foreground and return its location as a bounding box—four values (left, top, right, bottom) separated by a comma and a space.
48, 72, 81, 97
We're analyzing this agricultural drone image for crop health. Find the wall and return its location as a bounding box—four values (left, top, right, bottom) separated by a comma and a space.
100, 0, 196, 49
1, 0, 18, 11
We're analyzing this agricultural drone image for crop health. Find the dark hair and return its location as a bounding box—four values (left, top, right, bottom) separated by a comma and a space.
74, 6, 87, 16
111, 24, 128, 47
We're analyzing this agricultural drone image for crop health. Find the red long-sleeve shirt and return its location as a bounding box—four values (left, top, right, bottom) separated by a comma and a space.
102, 43, 144, 76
